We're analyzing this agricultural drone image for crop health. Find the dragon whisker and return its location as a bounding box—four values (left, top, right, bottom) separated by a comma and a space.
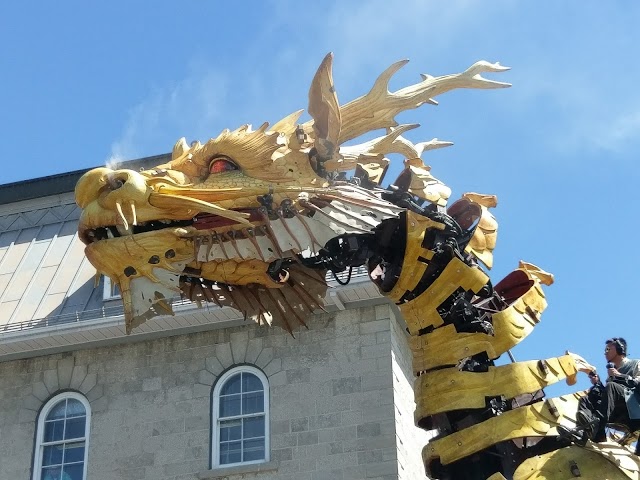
149, 192, 252, 226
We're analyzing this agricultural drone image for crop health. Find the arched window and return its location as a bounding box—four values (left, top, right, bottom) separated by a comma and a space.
33, 392, 91, 480
211, 366, 269, 467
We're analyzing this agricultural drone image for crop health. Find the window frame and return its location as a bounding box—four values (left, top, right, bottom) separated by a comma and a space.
211, 366, 270, 468
102, 276, 121, 301
32, 391, 91, 480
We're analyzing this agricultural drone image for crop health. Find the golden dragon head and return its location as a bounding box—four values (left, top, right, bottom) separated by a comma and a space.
75, 53, 510, 333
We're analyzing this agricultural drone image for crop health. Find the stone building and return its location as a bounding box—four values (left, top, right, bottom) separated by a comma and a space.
0, 157, 430, 480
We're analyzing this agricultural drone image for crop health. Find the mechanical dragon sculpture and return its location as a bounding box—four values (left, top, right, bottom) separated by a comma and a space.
75, 53, 640, 479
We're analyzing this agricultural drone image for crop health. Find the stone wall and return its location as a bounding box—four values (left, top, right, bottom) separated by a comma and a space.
389, 309, 432, 479
0, 304, 427, 480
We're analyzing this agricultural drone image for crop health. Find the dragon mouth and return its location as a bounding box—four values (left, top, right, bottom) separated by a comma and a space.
82, 219, 193, 243
80, 209, 263, 244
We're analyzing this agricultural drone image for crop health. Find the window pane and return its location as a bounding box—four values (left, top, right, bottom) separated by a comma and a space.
243, 416, 264, 439
44, 420, 65, 442
220, 441, 242, 465
64, 442, 85, 463
219, 394, 241, 418
42, 445, 64, 466
243, 438, 265, 462
219, 419, 241, 441
242, 391, 264, 414
220, 373, 241, 396
64, 417, 86, 440
41, 467, 61, 480
47, 402, 67, 420
63, 463, 84, 480
242, 373, 263, 393
65, 400, 86, 418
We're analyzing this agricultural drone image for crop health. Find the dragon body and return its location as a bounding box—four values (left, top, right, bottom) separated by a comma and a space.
75, 54, 639, 478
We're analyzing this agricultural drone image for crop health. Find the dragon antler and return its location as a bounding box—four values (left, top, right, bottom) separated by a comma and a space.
304, 58, 511, 146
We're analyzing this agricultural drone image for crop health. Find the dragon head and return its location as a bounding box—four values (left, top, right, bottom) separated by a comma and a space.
75, 53, 510, 333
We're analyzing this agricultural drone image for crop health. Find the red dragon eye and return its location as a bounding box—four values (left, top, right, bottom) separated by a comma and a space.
209, 157, 238, 174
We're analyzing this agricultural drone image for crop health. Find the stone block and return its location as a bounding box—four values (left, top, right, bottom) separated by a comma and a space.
79, 373, 97, 395
255, 347, 274, 369
332, 377, 361, 396
312, 468, 345, 480
316, 394, 350, 414
263, 357, 283, 377
291, 417, 309, 433
272, 419, 291, 435
272, 447, 293, 462
197, 370, 215, 386
214, 343, 233, 368
86, 384, 104, 402
365, 460, 396, 478
361, 343, 390, 360
310, 413, 341, 430
297, 431, 319, 446
184, 414, 208, 432
357, 422, 381, 438
69, 365, 88, 390
230, 331, 249, 363
22, 394, 42, 412
205, 356, 224, 376
244, 338, 263, 364
142, 376, 162, 391
31, 381, 50, 401
90, 396, 109, 413
193, 383, 212, 399
269, 369, 287, 387
285, 367, 309, 384
361, 373, 391, 392
375, 305, 392, 320
43, 369, 59, 394
18, 408, 36, 424
359, 319, 390, 335
56, 356, 75, 388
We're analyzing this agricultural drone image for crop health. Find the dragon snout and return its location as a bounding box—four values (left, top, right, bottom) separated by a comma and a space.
75, 167, 112, 208
76, 167, 153, 232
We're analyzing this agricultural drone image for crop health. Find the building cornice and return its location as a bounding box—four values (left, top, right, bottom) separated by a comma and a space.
0, 276, 389, 362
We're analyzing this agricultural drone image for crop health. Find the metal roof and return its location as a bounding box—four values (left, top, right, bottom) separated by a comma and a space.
0, 155, 169, 328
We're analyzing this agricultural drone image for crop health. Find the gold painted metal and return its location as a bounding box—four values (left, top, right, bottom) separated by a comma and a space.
423, 392, 585, 467
411, 261, 551, 372
513, 443, 639, 480
486, 474, 508, 480
384, 210, 442, 302
399, 255, 489, 334
415, 354, 579, 419
463, 193, 498, 269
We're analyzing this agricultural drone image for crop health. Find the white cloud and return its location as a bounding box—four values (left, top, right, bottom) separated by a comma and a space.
593, 109, 640, 153
109, 66, 229, 163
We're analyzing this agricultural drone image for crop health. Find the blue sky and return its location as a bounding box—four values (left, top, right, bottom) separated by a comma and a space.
2, 1, 638, 394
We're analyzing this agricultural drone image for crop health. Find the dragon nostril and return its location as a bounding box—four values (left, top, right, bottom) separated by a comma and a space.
106, 174, 126, 191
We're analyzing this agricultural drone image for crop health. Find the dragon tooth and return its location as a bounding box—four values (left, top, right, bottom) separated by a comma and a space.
115, 201, 129, 230
130, 201, 138, 226
116, 224, 133, 236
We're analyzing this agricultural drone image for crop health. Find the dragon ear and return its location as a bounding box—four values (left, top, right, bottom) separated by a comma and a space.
308, 52, 342, 159
172, 137, 190, 160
